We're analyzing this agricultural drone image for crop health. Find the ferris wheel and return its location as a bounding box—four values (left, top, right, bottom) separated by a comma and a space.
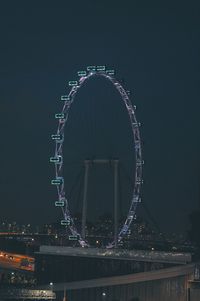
50, 66, 143, 248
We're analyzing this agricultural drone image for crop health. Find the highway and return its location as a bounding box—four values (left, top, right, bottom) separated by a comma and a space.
0, 250, 34, 272
39, 263, 195, 291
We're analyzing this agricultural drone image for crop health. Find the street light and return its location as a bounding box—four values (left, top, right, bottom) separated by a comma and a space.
49, 282, 53, 291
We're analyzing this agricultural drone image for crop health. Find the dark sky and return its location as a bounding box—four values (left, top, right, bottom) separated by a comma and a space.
0, 1, 200, 235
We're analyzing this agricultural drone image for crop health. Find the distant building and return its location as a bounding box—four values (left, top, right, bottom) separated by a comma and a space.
0, 288, 55, 300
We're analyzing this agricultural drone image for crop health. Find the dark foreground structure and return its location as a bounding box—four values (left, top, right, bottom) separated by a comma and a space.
36, 246, 200, 301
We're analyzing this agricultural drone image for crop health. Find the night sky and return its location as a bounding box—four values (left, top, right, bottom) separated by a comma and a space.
0, 1, 200, 235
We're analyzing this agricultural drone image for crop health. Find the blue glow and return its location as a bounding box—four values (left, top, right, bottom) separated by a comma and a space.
55, 200, 65, 207
77, 71, 87, 76
87, 66, 96, 71
55, 113, 65, 119
68, 81, 78, 86
69, 235, 79, 240
61, 219, 70, 226
51, 177, 64, 185
96, 65, 106, 71
50, 155, 62, 164
61, 95, 70, 101
51, 134, 63, 142
106, 69, 115, 75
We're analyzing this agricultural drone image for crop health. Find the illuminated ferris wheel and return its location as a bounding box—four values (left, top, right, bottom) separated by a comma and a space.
50, 66, 143, 248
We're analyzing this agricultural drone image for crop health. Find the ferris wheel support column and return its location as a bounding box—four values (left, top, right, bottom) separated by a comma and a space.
81, 160, 90, 239
113, 159, 119, 248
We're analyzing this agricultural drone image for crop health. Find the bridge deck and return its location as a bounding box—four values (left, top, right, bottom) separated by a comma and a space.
38, 245, 192, 265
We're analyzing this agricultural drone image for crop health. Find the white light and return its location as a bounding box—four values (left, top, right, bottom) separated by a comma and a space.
50, 282, 53, 286
102, 292, 106, 297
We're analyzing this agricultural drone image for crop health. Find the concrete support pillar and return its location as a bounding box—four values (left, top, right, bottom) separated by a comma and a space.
81, 160, 90, 239
113, 159, 119, 248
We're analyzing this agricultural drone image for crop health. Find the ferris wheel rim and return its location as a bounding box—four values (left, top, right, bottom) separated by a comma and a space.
51, 67, 143, 248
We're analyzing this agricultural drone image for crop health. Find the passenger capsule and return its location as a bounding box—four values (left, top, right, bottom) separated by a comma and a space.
61, 95, 70, 101
55, 200, 65, 207
51, 177, 64, 185
121, 225, 128, 234
51, 134, 63, 142
69, 235, 79, 240
135, 179, 143, 185
96, 65, 106, 71
136, 160, 144, 166
129, 211, 135, 218
77, 71, 87, 77
106, 70, 115, 75
50, 155, 62, 164
55, 113, 66, 120
132, 122, 141, 128
61, 218, 70, 226
87, 66, 96, 71
68, 81, 78, 86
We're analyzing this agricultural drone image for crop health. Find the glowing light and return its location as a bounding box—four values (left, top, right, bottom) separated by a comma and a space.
61, 95, 70, 101
87, 66, 96, 71
69, 235, 79, 240
55, 200, 65, 207
106, 69, 115, 75
50, 155, 62, 164
96, 65, 106, 71
51, 177, 64, 185
68, 81, 78, 86
51, 134, 63, 142
77, 71, 87, 76
61, 218, 70, 226
55, 113, 65, 120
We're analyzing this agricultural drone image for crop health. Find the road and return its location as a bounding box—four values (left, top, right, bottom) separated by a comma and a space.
0, 250, 34, 272
39, 263, 195, 291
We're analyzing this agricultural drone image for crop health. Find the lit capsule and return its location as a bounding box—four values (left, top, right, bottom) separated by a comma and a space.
136, 160, 144, 166
132, 122, 141, 128
69, 235, 79, 241
106, 69, 115, 75
51, 177, 64, 185
77, 71, 87, 77
68, 81, 78, 86
61, 95, 70, 101
55, 113, 65, 120
96, 65, 106, 71
61, 219, 70, 226
55, 200, 65, 207
50, 155, 62, 164
51, 134, 63, 142
87, 66, 96, 71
